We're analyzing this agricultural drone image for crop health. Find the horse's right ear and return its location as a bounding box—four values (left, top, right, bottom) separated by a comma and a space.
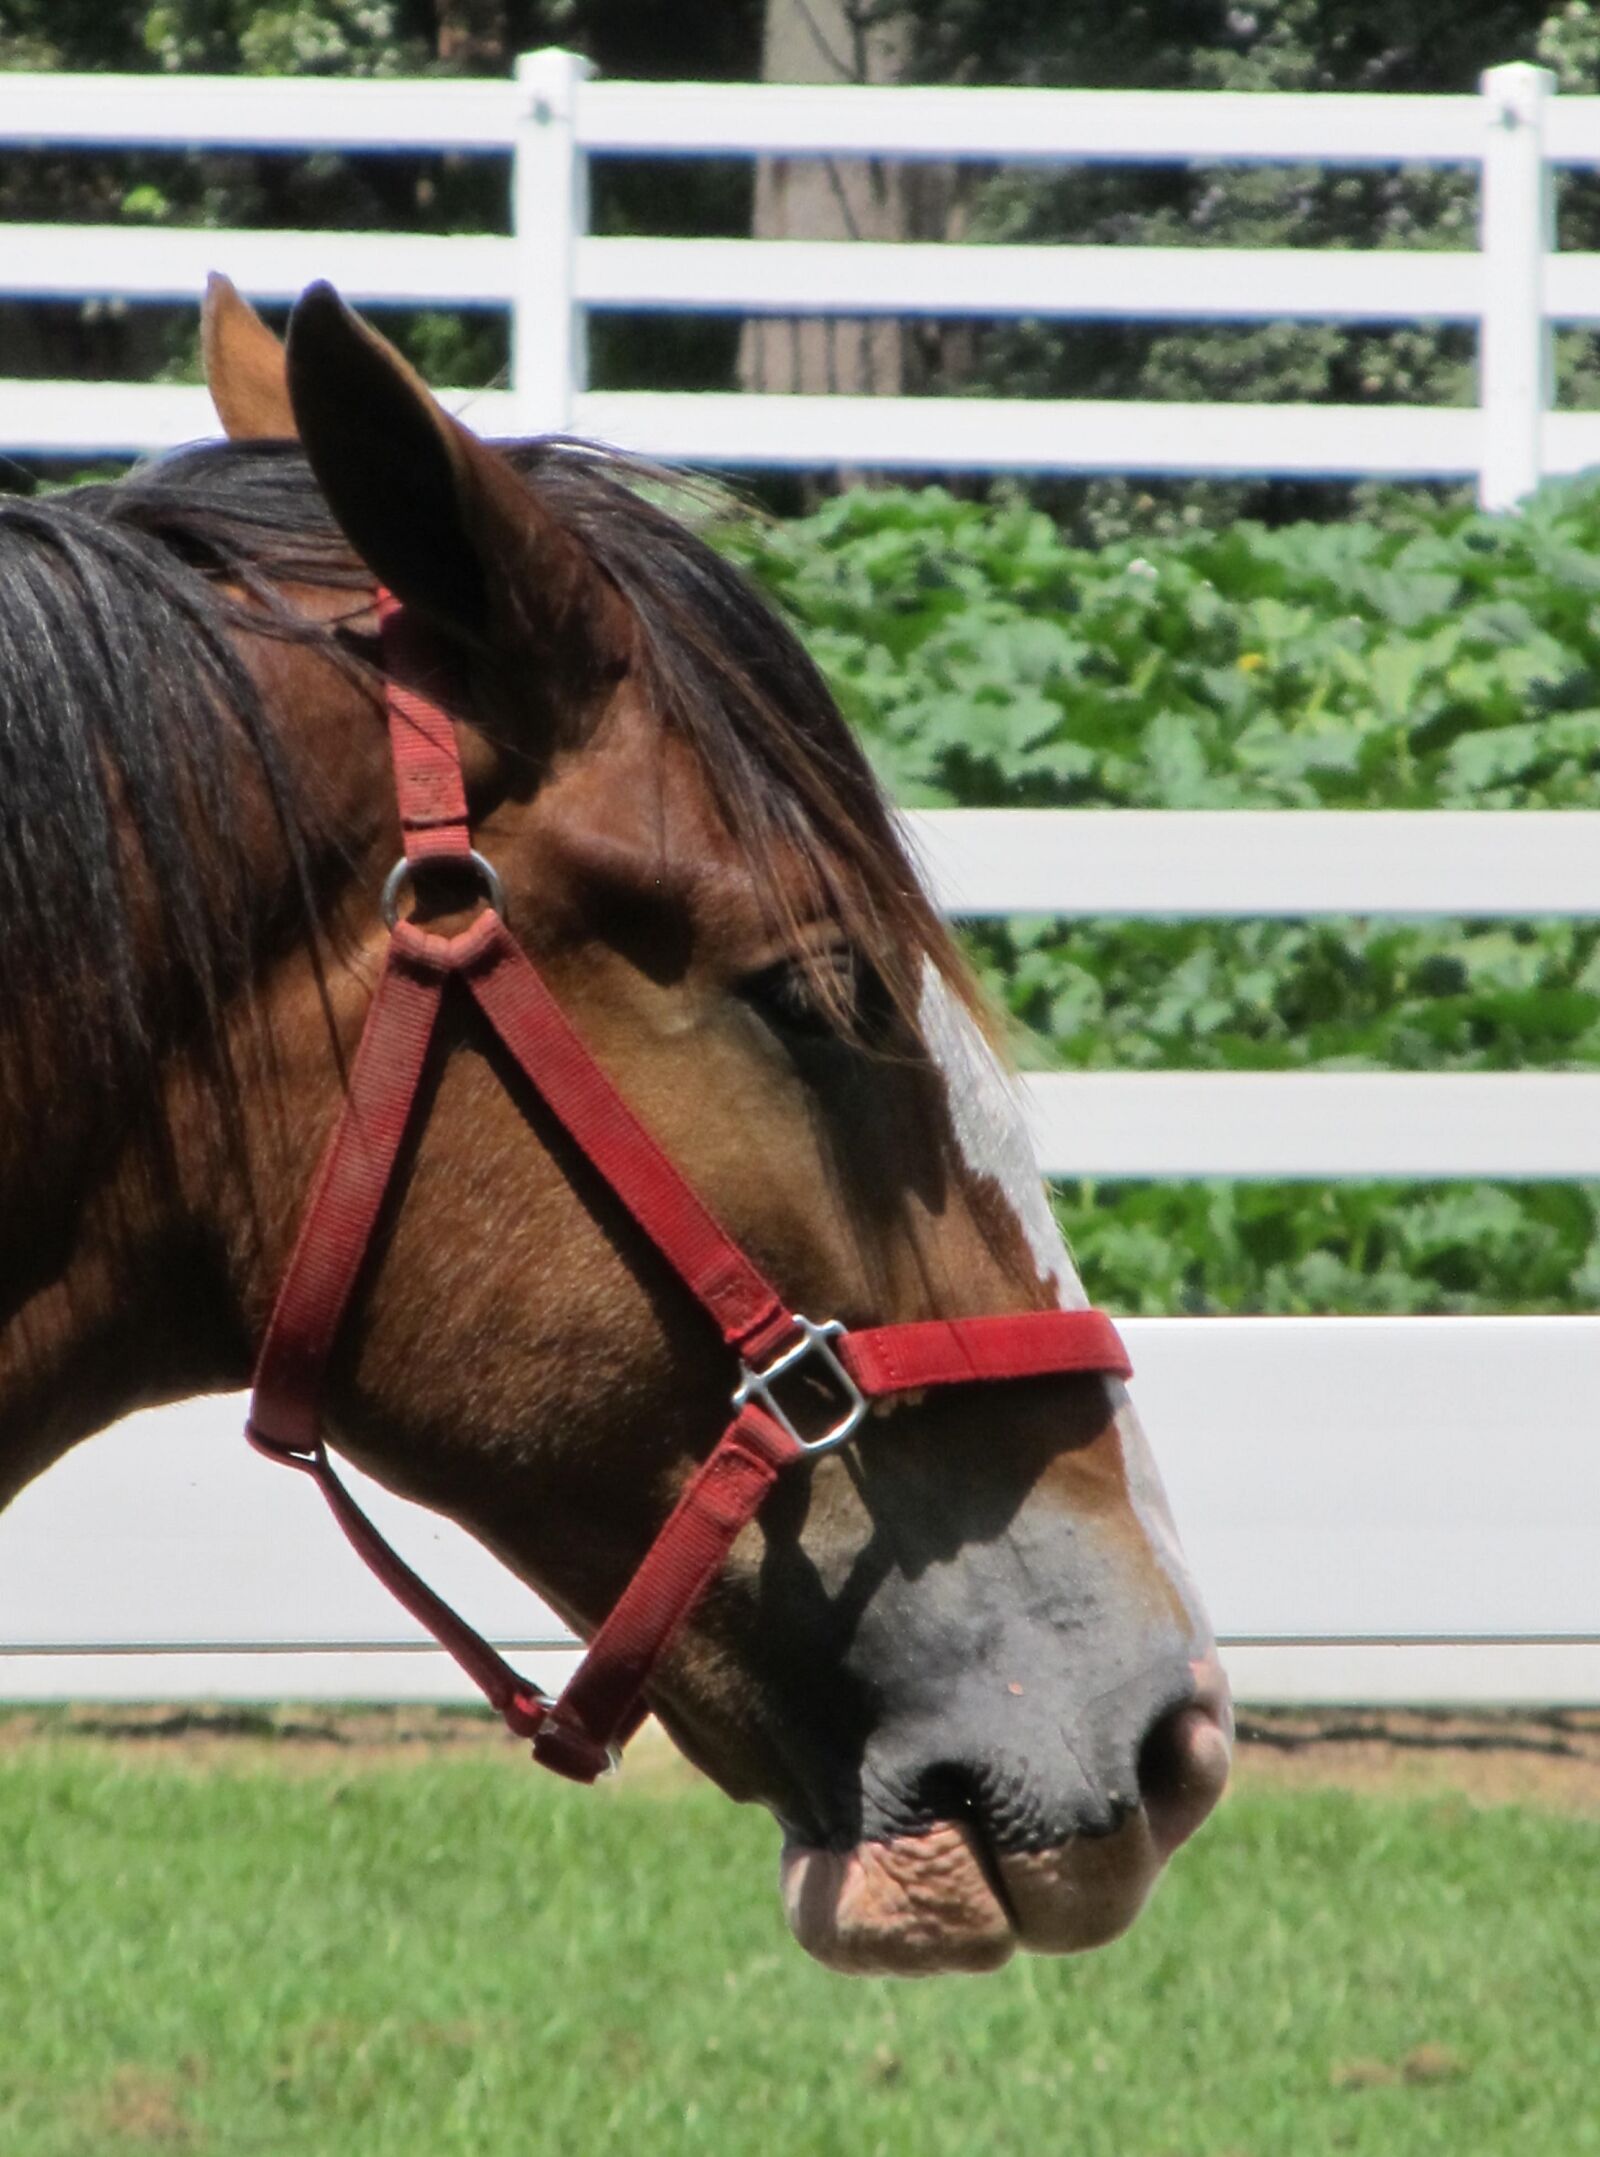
202, 273, 296, 440
284, 280, 601, 652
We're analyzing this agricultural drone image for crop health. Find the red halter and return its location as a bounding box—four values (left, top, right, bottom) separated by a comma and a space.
245, 593, 1132, 1784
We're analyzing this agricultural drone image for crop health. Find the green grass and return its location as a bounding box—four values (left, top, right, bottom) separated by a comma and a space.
1, 1735, 1597, 2155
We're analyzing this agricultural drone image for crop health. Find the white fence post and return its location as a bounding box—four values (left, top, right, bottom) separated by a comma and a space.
511, 47, 592, 434
1478, 61, 1555, 511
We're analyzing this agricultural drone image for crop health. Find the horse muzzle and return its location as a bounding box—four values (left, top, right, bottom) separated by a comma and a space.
779, 1655, 1232, 1976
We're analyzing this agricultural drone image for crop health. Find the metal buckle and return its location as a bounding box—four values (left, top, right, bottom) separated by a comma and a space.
733, 1314, 867, 1456
524, 1696, 623, 1779
381, 847, 506, 931
543, 1721, 623, 1780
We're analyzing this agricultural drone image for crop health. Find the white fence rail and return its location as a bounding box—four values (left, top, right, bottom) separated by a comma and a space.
1, 55, 1599, 502
5, 1318, 1598, 1709
911, 808, 1600, 917
925, 806, 1600, 1181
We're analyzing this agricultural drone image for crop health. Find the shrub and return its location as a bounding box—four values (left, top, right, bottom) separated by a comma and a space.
723, 479, 1600, 1312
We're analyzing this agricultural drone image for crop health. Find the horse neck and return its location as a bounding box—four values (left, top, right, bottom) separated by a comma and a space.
0, 616, 382, 1506
0, 1065, 244, 1503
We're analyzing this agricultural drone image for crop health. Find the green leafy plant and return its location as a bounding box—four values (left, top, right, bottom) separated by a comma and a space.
721, 477, 1600, 1313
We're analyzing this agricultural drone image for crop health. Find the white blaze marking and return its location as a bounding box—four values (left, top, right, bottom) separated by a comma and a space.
916, 963, 1085, 1309
917, 962, 1210, 1642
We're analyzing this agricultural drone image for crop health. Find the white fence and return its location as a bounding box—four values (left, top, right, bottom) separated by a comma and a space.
5, 1316, 1599, 1712
2, 61, 1600, 1706
4, 807, 1600, 1708
0, 53, 1598, 505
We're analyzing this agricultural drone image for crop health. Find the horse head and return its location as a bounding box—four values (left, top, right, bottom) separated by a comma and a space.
1, 278, 1230, 1977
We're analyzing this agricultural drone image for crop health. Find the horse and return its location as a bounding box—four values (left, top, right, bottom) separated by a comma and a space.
0, 275, 1231, 1976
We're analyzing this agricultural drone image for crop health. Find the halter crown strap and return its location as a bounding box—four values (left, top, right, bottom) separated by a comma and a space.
246, 592, 1132, 1784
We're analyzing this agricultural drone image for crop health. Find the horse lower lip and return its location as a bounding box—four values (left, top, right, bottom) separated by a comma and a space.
780, 1822, 1014, 1977
779, 1813, 1169, 1976
995, 1819, 1163, 1955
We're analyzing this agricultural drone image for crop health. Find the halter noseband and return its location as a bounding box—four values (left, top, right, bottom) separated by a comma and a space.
245, 593, 1132, 1784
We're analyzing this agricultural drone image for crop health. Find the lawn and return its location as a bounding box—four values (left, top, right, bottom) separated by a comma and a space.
0, 1715, 1596, 2156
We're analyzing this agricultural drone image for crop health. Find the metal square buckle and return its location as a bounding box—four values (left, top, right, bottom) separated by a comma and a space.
733, 1314, 868, 1456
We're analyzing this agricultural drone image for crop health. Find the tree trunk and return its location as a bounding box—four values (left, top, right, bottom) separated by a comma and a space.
433, 0, 506, 70
739, 0, 913, 397
740, 0, 974, 406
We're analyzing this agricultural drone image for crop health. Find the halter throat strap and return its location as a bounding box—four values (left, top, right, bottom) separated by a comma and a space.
245, 592, 1132, 1784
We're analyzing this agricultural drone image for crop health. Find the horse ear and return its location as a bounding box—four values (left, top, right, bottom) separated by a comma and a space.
284, 280, 600, 650
203, 273, 296, 440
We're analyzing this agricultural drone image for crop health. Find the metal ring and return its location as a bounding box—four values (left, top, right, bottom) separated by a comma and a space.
380, 848, 506, 932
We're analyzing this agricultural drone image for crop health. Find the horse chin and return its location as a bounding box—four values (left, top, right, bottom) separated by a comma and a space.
779, 1817, 1166, 1977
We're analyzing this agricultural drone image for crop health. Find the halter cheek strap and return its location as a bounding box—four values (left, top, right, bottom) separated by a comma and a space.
246, 592, 1132, 1785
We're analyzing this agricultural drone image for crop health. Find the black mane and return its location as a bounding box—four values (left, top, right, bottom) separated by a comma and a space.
0, 438, 959, 1144
0, 447, 342, 1140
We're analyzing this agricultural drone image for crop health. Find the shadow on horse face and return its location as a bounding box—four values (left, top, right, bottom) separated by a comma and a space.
0, 279, 1230, 1978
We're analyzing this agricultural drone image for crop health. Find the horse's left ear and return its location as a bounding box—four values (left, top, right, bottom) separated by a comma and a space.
285, 280, 606, 655
202, 273, 296, 440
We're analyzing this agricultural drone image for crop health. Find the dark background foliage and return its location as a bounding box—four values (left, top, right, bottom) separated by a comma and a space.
8, 0, 1600, 513
888, 0, 1600, 536
0, 1, 765, 411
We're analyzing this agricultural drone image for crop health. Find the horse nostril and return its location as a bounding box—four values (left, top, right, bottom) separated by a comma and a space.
916, 1759, 984, 1834
1137, 1698, 1232, 1857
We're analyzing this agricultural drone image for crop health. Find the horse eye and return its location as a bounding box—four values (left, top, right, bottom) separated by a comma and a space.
740, 947, 880, 1043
